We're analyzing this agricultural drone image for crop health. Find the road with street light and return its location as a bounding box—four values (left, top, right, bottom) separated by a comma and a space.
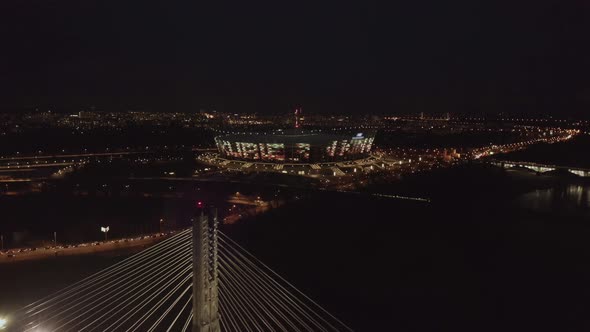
0, 232, 172, 264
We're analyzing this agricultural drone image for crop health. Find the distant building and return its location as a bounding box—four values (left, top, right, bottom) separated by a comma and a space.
214, 129, 375, 163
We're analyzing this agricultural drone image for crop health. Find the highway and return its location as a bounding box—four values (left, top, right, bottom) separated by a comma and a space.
0, 232, 173, 264
0, 147, 216, 162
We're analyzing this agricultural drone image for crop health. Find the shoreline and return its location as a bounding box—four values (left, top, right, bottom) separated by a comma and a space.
0, 232, 172, 264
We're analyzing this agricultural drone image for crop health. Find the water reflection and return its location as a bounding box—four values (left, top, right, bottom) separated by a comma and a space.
516, 185, 590, 217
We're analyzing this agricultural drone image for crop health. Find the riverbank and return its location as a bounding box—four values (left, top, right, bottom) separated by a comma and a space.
0, 232, 171, 264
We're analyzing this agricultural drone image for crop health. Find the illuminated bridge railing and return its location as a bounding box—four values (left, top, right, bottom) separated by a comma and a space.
489, 160, 590, 177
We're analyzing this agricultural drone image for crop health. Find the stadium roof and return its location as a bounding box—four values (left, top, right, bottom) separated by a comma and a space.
216, 130, 372, 145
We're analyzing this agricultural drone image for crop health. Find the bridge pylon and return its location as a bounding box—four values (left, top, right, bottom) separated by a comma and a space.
192, 207, 221, 332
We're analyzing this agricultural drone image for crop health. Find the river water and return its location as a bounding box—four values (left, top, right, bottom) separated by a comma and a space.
515, 184, 590, 218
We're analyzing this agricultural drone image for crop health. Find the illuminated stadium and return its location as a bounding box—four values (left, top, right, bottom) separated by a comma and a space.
214, 130, 375, 163
199, 129, 383, 177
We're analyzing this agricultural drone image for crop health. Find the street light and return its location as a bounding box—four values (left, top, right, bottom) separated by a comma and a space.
101, 226, 110, 241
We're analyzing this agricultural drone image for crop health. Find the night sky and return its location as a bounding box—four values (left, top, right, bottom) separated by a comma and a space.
0, 0, 588, 115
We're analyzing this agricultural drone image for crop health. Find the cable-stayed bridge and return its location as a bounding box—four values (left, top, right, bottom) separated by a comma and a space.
9, 209, 352, 332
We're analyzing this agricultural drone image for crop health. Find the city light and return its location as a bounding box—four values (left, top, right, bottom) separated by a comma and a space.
100, 226, 109, 241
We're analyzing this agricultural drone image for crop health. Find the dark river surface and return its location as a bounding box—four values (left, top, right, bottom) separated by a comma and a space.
516, 185, 590, 218
2, 166, 590, 331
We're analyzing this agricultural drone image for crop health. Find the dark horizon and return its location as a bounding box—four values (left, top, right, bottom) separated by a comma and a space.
1, 1, 588, 115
